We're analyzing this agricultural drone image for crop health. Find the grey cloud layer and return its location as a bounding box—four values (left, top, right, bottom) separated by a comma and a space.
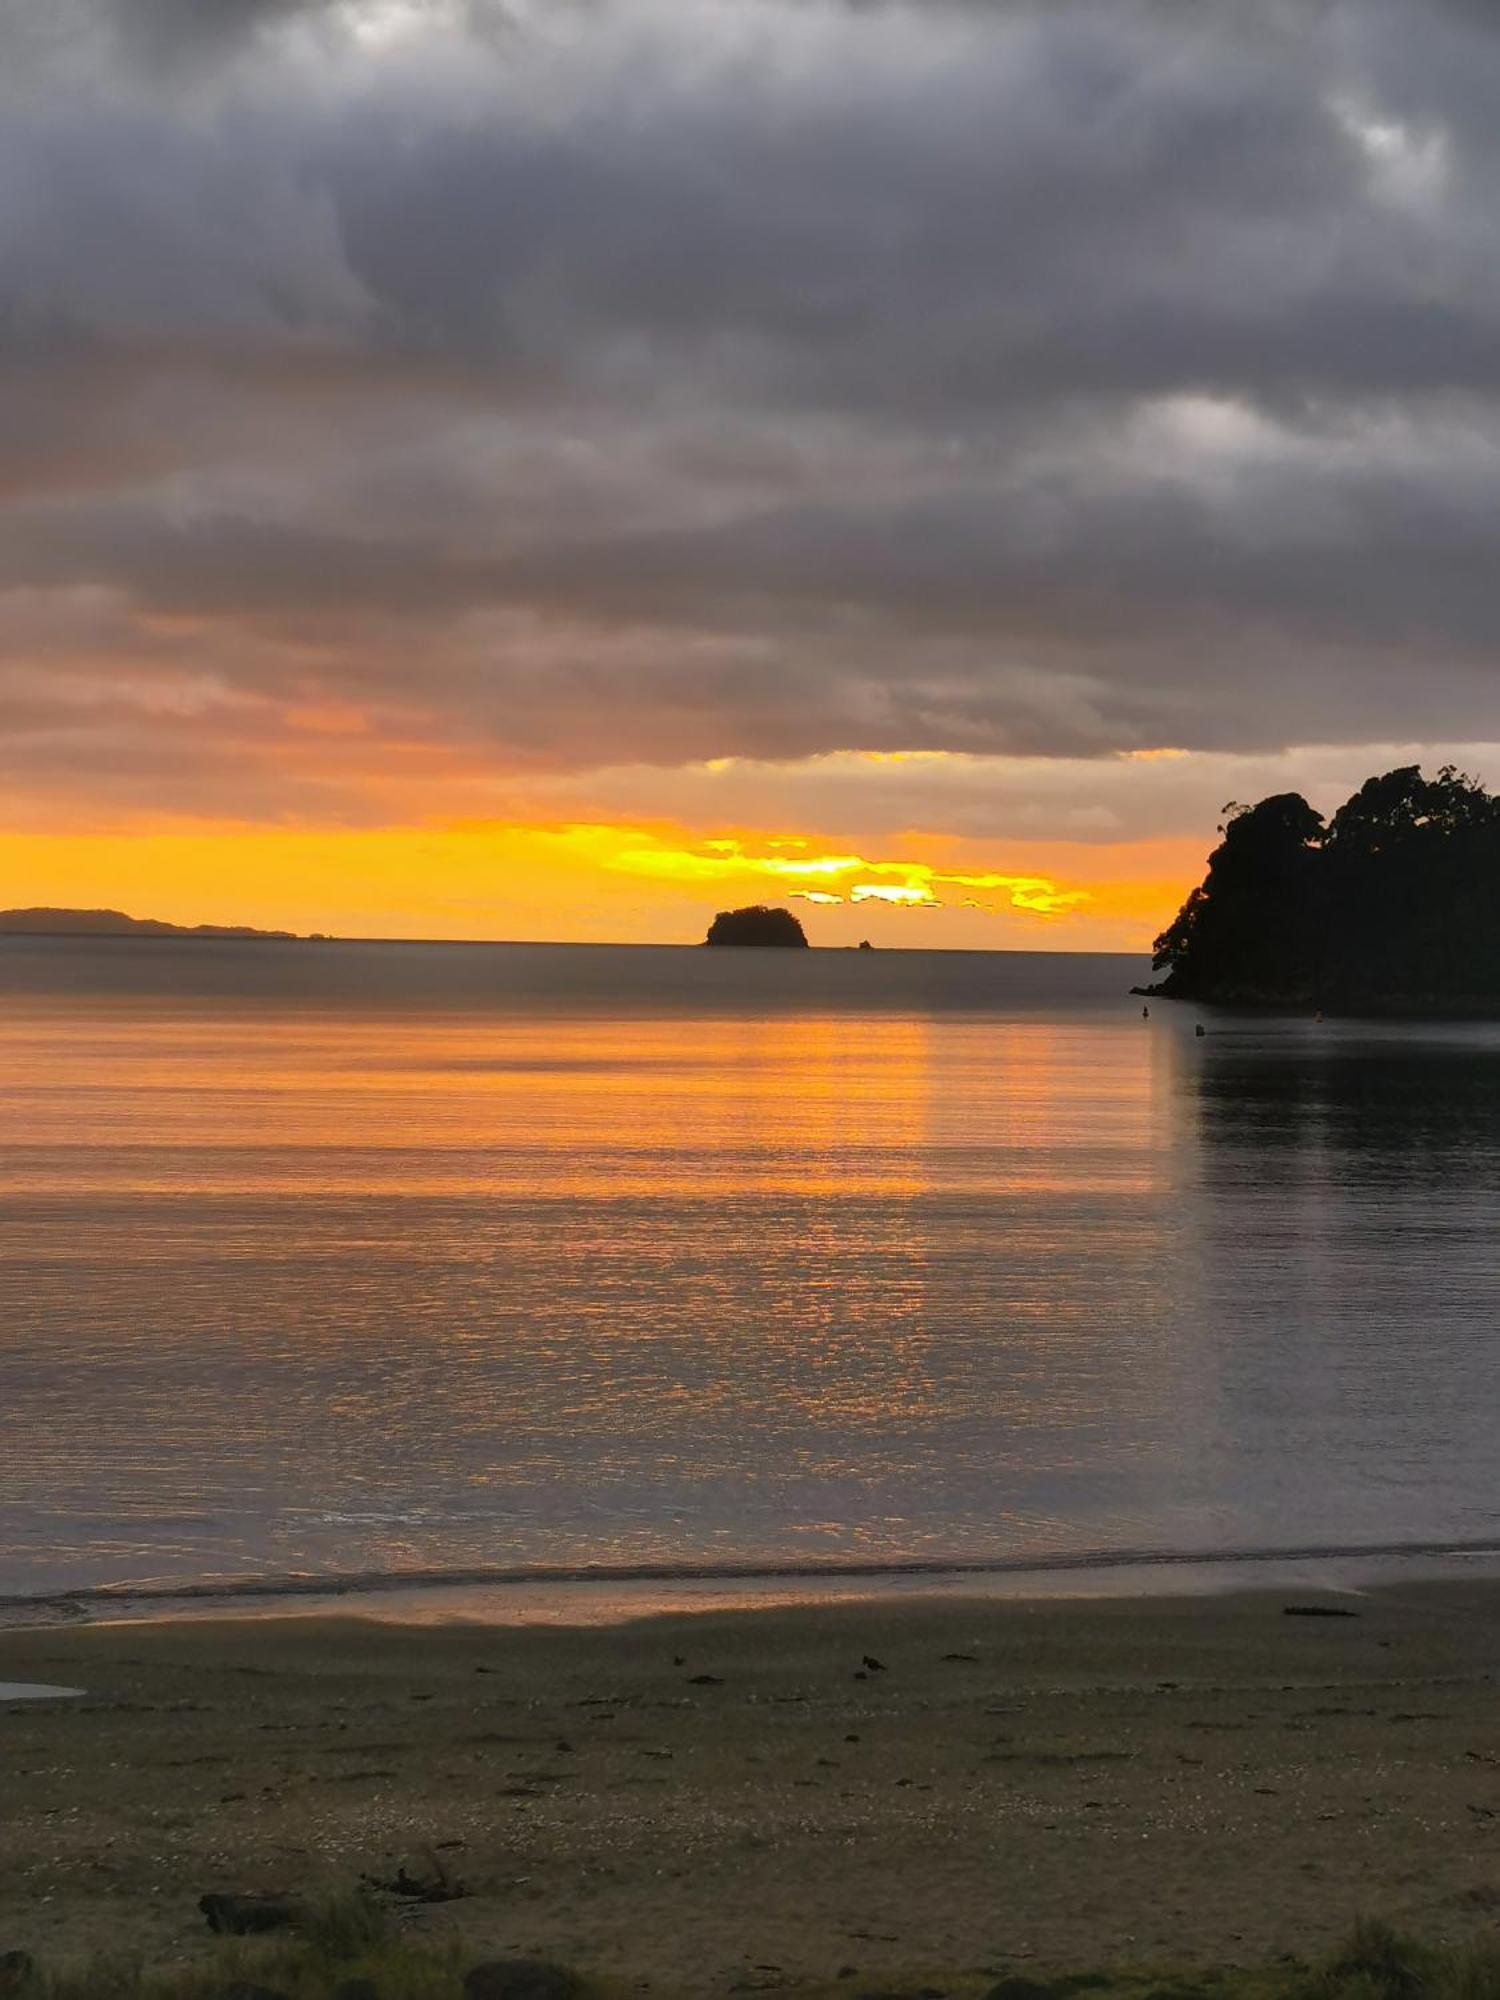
3, 0, 1500, 817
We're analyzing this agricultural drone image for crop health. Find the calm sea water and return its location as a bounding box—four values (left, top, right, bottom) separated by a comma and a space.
4, 936, 1500, 1610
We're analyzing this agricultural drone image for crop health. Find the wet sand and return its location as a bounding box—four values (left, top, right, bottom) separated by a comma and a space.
4, 1584, 1500, 1993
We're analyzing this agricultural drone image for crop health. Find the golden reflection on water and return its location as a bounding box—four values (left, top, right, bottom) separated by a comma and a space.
8, 945, 1500, 1604
0, 965, 1236, 1594
0, 1003, 1170, 1202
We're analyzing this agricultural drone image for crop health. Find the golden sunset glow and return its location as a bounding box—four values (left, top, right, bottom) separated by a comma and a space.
0, 817, 1197, 950
571, 827, 1091, 915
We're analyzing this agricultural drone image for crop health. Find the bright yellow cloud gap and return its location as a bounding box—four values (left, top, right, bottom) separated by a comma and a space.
563, 827, 1090, 916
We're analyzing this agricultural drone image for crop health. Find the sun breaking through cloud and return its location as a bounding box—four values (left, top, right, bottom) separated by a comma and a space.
576, 830, 1090, 917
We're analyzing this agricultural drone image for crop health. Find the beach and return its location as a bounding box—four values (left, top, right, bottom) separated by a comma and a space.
6, 1584, 1500, 1993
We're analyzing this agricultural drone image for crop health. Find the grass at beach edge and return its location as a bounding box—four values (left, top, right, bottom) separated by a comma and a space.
9, 1913, 1500, 2000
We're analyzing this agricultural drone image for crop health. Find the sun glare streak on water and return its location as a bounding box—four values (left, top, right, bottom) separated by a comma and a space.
3, 938, 1500, 1601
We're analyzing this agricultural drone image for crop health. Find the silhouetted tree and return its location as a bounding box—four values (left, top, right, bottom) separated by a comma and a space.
1152, 792, 1324, 1002
704, 905, 809, 947
1149, 767, 1500, 1009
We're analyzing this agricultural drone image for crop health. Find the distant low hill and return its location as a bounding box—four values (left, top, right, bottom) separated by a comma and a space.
0, 907, 299, 941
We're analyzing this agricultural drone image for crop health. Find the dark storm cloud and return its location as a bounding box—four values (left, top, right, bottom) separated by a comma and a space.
4, 0, 1500, 815
111, 0, 317, 63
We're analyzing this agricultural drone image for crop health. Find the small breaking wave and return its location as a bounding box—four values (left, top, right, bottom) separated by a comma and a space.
6, 1532, 1500, 1629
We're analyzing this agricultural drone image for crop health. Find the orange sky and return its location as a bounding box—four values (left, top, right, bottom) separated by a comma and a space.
10, 731, 1494, 951
0, 818, 1197, 951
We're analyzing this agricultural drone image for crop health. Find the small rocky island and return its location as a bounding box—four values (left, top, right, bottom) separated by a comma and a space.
1144, 765, 1500, 1012
704, 905, 809, 947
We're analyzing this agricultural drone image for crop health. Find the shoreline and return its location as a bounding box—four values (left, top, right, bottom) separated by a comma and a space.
1134, 983, 1500, 1020
9, 1537, 1500, 1634
7, 1581, 1500, 1991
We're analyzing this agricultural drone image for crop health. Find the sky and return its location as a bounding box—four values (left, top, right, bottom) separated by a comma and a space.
3, 0, 1499, 948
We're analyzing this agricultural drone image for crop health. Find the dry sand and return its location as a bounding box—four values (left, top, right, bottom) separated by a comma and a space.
5, 1584, 1500, 1993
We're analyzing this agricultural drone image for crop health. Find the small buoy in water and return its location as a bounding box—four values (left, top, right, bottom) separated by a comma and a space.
1195, 1022, 1206, 1038
1142, 1005, 1150, 1018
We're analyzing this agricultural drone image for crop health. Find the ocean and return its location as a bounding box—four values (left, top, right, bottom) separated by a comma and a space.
4, 935, 1500, 1620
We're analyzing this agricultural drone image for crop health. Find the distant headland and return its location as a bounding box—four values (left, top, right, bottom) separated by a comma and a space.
0, 907, 302, 941
704, 905, 809, 947
1143, 765, 1500, 1013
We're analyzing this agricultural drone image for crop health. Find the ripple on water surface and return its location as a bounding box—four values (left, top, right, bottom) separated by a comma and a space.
4, 937, 1500, 1600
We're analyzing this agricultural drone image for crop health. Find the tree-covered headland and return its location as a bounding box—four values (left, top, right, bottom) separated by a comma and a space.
1147, 766, 1500, 1011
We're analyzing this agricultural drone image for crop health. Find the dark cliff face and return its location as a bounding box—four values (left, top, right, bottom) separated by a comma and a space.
1149, 766, 1500, 1012
704, 905, 809, 947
